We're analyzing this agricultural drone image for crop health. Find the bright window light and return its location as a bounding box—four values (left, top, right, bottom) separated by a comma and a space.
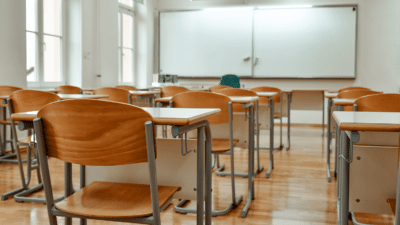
257, 5, 313, 9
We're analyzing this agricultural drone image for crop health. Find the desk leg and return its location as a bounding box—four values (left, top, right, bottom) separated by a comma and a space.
322, 92, 325, 136
286, 93, 291, 150
241, 104, 255, 218
339, 131, 350, 225
394, 140, 400, 225
196, 126, 205, 225
204, 123, 212, 225
0, 107, 5, 156
326, 98, 332, 182
266, 98, 274, 178
255, 100, 263, 173
335, 105, 344, 178
80, 165, 87, 225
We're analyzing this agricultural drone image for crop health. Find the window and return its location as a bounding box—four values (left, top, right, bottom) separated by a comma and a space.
26, 0, 64, 88
118, 1, 135, 84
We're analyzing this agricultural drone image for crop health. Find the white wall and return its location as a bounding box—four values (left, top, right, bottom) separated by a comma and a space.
155, 0, 400, 124
0, 0, 27, 89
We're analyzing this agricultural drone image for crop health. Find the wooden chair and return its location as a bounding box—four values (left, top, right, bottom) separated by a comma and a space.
93, 87, 132, 104
214, 88, 263, 177
34, 99, 180, 225
338, 89, 382, 111
338, 86, 371, 93
160, 86, 188, 98
0, 86, 22, 162
209, 85, 232, 93
116, 85, 137, 91
250, 86, 283, 149
55, 85, 82, 94
354, 93, 400, 112
171, 92, 242, 216
2, 90, 60, 202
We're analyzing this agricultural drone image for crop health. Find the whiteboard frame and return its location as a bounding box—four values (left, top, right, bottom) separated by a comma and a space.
157, 4, 358, 80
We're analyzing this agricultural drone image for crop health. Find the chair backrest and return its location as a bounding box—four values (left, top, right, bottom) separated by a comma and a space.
214, 88, 257, 112
9, 90, 60, 113
250, 86, 281, 104
36, 100, 154, 166
209, 85, 232, 93
55, 85, 82, 94
338, 86, 370, 93
93, 87, 130, 103
220, 74, 240, 88
0, 86, 23, 95
160, 86, 188, 97
338, 90, 382, 99
0, 86, 23, 107
172, 92, 230, 125
354, 94, 400, 112
338, 90, 382, 111
116, 85, 137, 91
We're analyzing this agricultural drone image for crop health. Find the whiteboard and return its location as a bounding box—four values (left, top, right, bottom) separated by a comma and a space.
159, 9, 253, 77
159, 6, 357, 78
253, 7, 357, 78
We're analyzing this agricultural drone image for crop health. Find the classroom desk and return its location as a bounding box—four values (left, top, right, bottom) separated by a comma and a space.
281, 89, 327, 150
160, 95, 267, 217
13, 107, 220, 225
142, 86, 209, 92
129, 90, 161, 107
333, 111, 400, 225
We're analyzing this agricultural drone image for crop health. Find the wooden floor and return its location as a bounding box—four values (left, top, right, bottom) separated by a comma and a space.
0, 125, 395, 224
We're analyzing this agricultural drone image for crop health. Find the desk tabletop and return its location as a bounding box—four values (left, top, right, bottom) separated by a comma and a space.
255, 92, 277, 97
281, 89, 327, 93
155, 96, 259, 104
325, 92, 339, 99
58, 94, 108, 100
333, 98, 356, 106
333, 111, 400, 132
11, 107, 221, 126
129, 90, 161, 95
0, 94, 108, 101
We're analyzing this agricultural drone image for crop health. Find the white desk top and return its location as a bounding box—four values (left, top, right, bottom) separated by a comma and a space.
333, 111, 400, 132
325, 92, 339, 99
58, 94, 108, 100
333, 98, 356, 106
256, 92, 278, 97
155, 96, 259, 104
12, 107, 221, 126
129, 90, 161, 95
0, 94, 108, 101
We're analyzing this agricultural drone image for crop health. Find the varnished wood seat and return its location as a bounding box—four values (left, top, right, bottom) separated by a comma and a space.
34, 99, 180, 225
93, 87, 131, 104
160, 86, 188, 97
55, 85, 82, 94
209, 85, 232, 93
55, 181, 180, 218
0, 118, 12, 124
338, 89, 382, 111
212, 139, 239, 153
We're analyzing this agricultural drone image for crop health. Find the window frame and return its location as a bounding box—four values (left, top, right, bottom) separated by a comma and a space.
118, 3, 135, 85
27, 0, 66, 89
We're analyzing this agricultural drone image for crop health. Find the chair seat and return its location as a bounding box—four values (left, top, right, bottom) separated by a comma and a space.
274, 112, 281, 118
55, 181, 181, 219
212, 138, 239, 153
18, 135, 35, 145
